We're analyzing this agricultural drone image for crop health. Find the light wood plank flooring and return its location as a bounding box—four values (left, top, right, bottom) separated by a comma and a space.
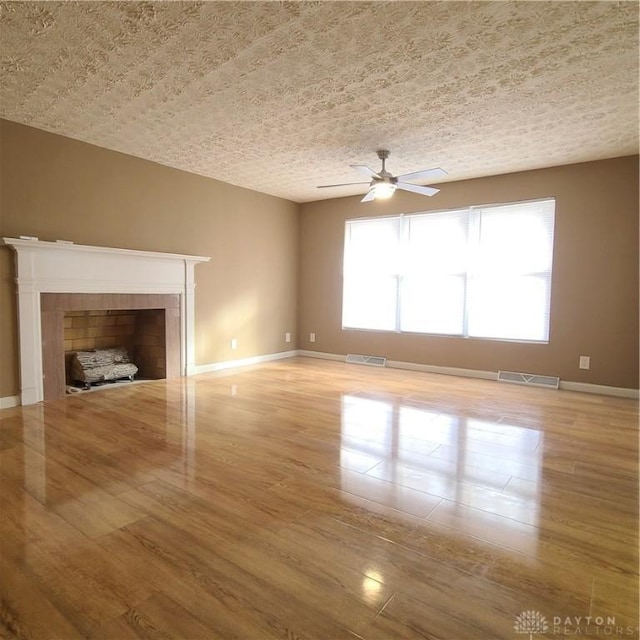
1, 357, 638, 639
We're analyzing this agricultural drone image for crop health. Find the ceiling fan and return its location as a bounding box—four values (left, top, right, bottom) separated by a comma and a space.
317, 150, 447, 202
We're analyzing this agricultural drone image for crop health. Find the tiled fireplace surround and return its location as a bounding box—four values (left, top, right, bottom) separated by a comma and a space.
2, 238, 209, 405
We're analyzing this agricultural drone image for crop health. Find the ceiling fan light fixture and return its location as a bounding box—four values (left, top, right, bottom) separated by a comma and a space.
371, 182, 396, 199
319, 150, 446, 202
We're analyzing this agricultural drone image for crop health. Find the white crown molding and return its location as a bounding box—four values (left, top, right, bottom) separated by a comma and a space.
2, 237, 210, 405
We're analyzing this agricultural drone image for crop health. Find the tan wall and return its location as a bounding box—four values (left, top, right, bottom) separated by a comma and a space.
0, 119, 299, 398
1, 118, 637, 398
298, 156, 639, 390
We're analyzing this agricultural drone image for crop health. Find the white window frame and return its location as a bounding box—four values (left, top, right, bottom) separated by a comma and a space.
342, 198, 556, 343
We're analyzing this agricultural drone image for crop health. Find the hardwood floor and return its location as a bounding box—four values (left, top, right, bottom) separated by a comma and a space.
1, 357, 638, 639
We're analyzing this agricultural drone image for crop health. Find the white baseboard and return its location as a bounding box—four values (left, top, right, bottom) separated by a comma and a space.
559, 380, 639, 399
5, 352, 637, 404
193, 350, 298, 375
386, 359, 496, 381
0, 395, 20, 409
296, 349, 345, 362
299, 350, 497, 380
297, 350, 639, 399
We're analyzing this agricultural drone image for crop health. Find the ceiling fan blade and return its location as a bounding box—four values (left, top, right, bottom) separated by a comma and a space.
317, 181, 370, 189
396, 182, 440, 197
396, 167, 448, 182
350, 164, 381, 179
360, 190, 376, 202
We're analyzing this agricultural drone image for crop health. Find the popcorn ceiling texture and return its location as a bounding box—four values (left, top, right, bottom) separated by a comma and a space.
0, 1, 637, 202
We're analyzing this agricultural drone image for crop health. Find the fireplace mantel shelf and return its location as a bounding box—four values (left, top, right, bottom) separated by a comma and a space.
3, 237, 210, 264
2, 237, 211, 405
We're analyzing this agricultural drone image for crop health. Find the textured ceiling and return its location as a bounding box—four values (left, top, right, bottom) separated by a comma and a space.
1, 1, 638, 203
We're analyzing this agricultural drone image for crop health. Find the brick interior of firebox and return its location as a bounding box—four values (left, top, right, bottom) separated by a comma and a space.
64, 309, 166, 382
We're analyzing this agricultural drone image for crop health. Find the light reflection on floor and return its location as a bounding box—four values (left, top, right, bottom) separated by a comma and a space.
340, 393, 542, 554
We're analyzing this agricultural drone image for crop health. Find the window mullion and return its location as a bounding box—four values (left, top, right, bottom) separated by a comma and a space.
462, 209, 479, 338
396, 214, 408, 332
395, 274, 402, 332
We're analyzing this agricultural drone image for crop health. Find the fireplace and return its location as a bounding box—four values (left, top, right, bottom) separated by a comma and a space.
2, 238, 210, 405
42, 293, 180, 400
63, 308, 167, 383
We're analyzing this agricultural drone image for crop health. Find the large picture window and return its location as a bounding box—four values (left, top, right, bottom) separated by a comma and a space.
342, 198, 555, 342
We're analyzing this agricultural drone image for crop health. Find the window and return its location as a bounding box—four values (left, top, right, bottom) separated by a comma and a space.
342, 198, 555, 342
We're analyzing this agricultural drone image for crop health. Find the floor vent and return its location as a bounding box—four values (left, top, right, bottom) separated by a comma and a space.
498, 370, 560, 389
345, 354, 387, 367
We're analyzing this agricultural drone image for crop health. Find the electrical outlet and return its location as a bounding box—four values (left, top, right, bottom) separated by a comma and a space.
285, 332, 291, 343
230, 338, 238, 350
579, 355, 590, 370
309, 332, 316, 343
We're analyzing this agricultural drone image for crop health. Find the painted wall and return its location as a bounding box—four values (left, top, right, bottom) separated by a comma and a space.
0, 120, 299, 399
1, 119, 637, 399
298, 156, 639, 390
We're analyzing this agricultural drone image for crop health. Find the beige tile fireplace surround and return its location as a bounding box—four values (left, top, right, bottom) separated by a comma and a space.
42, 293, 178, 400
2, 238, 210, 405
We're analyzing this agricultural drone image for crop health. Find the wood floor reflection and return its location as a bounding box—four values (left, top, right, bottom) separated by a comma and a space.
1, 357, 638, 639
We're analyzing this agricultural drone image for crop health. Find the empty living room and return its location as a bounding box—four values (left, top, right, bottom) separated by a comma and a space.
0, 2, 638, 639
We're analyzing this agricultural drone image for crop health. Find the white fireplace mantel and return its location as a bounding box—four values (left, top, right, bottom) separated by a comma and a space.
2, 237, 210, 405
